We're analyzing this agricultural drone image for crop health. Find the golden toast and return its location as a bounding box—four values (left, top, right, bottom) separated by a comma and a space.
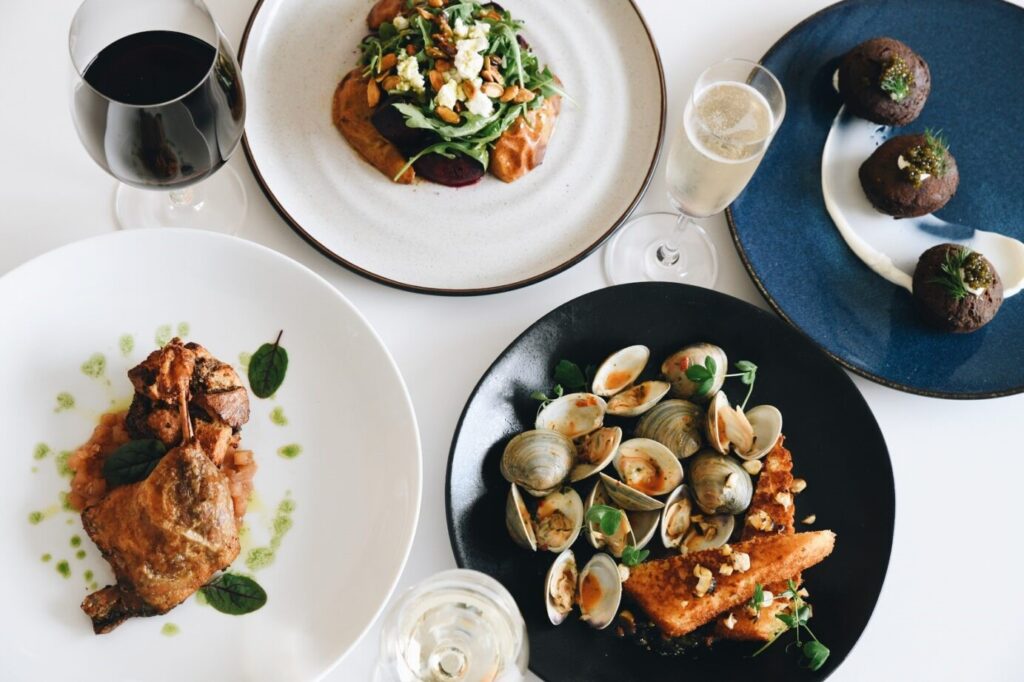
623, 530, 835, 638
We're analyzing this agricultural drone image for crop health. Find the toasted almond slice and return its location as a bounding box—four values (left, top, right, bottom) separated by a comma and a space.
514, 88, 536, 103
416, 6, 433, 20
461, 79, 477, 99
426, 46, 448, 59
382, 75, 400, 91
499, 85, 520, 102
427, 0, 444, 7
435, 105, 460, 124
481, 82, 503, 98
366, 79, 381, 108
378, 52, 397, 73
429, 70, 444, 92
435, 58, 453, 73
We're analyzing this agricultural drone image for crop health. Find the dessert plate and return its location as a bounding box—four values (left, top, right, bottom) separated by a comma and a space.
727, 0, 1024, 398
0, 230, 421, 681
447, 283, 894, 681
239, 0, 664, 294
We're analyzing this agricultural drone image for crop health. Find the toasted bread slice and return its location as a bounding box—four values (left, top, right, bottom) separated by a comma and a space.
624, 530, 835, 638
333, 68, 415, 184
717, 438, 799, 641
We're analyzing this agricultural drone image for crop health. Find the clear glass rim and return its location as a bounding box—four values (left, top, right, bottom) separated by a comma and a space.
688, 57, 786, 147
68, 0, 224, 109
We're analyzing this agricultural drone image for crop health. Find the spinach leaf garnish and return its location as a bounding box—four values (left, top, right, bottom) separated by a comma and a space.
101, 439, 167, 485
200, 573, 268, 615
248, 331, 288, 399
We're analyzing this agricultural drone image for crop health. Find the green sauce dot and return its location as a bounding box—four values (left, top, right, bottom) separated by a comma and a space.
60, 492, 75, 512
56, 451, 73, 478
177, 322, 190, 337
195, 590, 209, 606
119, 334, 135, 356
238, 352, 252, 371
28, 511, 44, 525
80, 353, 106, 378
55, 392, 75, 412
41, 554, 51, 562
76, 550, 86, 560
277, 444, 302, 459
279, 499, 296, 514
70, 535, 82, 547
161, 623, 180, 636
155, 325, 172, 347
89, 582, 99, 590
56, 560, 71, 578
245, 547, 276, 571
33, 443, 51, 460
269, 406, 288, 426
273, 515, 293, 537
84, 570, 94, 581
31, 466, 38, 474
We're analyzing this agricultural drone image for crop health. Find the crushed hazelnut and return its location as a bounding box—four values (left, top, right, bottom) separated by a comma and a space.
719, 564, 734, 576
791, 478, 807, 494
723, 612, 737, 630
748, 509, 775, 531
693, 564, 715, 598
742, 459, 763, 475
775, 491, 793, 508
802, 514, 816, 525
721, 544, 733, 556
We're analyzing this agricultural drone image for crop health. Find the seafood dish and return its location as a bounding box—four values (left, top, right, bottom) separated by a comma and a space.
500, 343, 836, 668
67, 339, 257, 633
333, 0, 565, 186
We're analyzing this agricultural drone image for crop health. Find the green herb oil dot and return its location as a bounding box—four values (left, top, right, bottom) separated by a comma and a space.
41, 553, 51, 562
70, 535, 82, 547
84, 570, 94, 581
245, 547, 275, 571
33, 443, 51, 460
155, 325, 172, 347
238, 351, 252, 371
277, 444, 302, 459
161, 623, 180, 637
89, 581, 98, 590
28, 511, 44, 525
119, 333, 135, 356
55, 392, 75, 412
177, 322, 190, 337
60, 492, 75, 512
269, 406, 288, 426
80, 353, 106, 378
56, 451, 73, 479
56, 560, 71, 578
76, 550, 86, 560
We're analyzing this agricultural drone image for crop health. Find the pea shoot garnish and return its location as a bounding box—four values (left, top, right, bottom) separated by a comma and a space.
751, 580, 831, 671
585, 504, 623, 537
621, 545, 649, 567
684, 356, 718, 397
879, 56, 914, 102
530, 359, 592, 408
724, 360, 759, 410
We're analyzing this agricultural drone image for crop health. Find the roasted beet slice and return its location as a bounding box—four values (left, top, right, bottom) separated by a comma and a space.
371, 99, 435, 155
413, 153, 485, 187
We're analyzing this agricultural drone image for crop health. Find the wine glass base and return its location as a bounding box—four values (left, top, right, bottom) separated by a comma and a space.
603, 211, 719, 287
114, 165, 248, 235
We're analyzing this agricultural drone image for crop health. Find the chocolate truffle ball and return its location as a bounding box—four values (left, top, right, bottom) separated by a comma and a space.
838, 37, 930, 126
859, 132, 959, 218
913, 244, 1003, 333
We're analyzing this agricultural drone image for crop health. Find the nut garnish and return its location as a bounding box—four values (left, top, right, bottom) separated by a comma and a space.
731, 551, 751, 573
514, 87, 536, 103
366, 79, 381, 108
428, 70, 444, 92
435, 106, 460, 124
791, 478, 807, 494
723, 612, 737, 630
499, 85, 520, 102
775, 492, 793, 509
382, 75, 401, 91
801, 514, 816, 525
481, 82, 504, 98
378, 52, 397, 73
693, 564, 715, 598
719, 564, 734, 576
742, 459, 763, 475
748, 509, 774, 532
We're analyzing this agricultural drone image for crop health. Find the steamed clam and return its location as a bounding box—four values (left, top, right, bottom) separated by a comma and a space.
688, 450, 753, 515
569, 426, 622, 482
612, 438, 684, 497
627, 509, 661, 550
500, 429, 575, 497
661, 343, 727, 401
706, 391, 754, 455
682, 513, 735, 553
660, 485, 693, 549
606, 380, 671, 417
577, 553, 623, 630
591, 345, 649, 396
545, 549, 578, 625
599, 473, 664, 512
635, 399, 705, 459
505, 483, 537, 551
741, 404, 783, 460
585, 479, 635, 556
533, 487, 584, 553
535, 393, 606, 439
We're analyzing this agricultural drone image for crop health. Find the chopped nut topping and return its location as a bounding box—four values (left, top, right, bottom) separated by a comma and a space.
721, 544, 733, 556
719, 564, 734, 576
742, 459, 763, 475
617, 564, 630, 583
693, 564, 715, 598
791, 478, 807, 494
802, 514, 816, 525
731, 551, 751, 573
723, 612, 737, 630
774, 491, 793, 509
798, 587, 810, 598
761, 590, 775, 607
748, 509, 774, 532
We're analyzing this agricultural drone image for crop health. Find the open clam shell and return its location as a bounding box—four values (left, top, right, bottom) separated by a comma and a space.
500, 429, 575, 497
688, 450, 753, 515
585, 479, 636, 557
606, 380, 671, 417
660, 484, 693, 549
612, 438, 684, 497
740, 405, 783, 460
635, 399, 705, 459
569, 426, 622, 482
545, 548, 578, 626
578, 553, 623, 630
591, 345, 650, 396
505, 483, 537, 551
661, 343, 727, 402
535, 392, 607, 440
599, 472, 664, 512
534, 487, 584, 553
682, 513, 735, 553
626, 509, 660, 550
706, 391, 754, 455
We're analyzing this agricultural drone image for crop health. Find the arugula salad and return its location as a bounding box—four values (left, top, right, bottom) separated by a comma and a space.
358, 0, 568, 179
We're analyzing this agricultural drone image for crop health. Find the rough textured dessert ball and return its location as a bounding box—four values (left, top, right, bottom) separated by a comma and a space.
912, 244, 1003, 333
859, 133, 958, 218
838, 37, 930, 126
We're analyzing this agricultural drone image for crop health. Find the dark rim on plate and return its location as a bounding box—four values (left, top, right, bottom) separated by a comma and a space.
725, 0, 1024, 400
237, 0, 667, 296
444, 282, 895, 679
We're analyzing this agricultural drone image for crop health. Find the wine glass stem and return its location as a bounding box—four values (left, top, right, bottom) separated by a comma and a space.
655, 212, 697, 267
168, 183, 206, 212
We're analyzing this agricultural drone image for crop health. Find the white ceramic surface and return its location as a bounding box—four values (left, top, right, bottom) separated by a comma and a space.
0, 230, 421, 681
239, 0, 664, 292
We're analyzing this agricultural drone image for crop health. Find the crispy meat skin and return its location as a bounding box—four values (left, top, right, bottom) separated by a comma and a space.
81, 440, 240, 633
490, 94, 562, 183
333, 69, 415, 184
128, 339, 195, 402
716, 438, 796, 641
623, 530, 835, 638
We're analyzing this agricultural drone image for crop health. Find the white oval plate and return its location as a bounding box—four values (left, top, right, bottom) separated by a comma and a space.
0, 230, 421, 681
239, 0, 665, 294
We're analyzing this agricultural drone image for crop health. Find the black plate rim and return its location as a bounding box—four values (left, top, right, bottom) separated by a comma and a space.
725, 0, 1024, 400
237, 0, 667, 297
445, 282, 896, 680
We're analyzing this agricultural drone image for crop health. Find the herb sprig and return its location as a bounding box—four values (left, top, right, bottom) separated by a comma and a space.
879, 56, 913, 102
751, 580, 831, 671
531, 360, 591, 408
724, 360, 759, 410
929, 246, 971, 301
621, 545, 650, 567
585, 504, 623, 536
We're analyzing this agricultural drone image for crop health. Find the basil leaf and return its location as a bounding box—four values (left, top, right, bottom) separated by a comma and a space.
200, 573, 267, 615
553, 360, 586, 392
249, 332, 288, 399
101, 439, 167, 486
801, 641, 830, 671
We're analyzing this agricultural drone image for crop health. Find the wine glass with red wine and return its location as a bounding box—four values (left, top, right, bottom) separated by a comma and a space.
69, 0, 247, 233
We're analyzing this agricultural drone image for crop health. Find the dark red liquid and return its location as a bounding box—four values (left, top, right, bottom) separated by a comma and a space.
74, 30, 245, 188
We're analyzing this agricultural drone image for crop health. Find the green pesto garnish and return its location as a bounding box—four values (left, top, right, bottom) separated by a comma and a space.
902, 129, 949, 187
879, 56, 914, 102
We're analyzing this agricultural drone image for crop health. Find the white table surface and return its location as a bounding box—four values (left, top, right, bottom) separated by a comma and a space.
2, 0, 1022, 680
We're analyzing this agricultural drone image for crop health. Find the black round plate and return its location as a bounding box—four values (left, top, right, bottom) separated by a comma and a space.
446, 283, 894, 680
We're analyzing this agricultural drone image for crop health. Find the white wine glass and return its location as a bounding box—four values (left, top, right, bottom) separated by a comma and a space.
604, 58, 786, 287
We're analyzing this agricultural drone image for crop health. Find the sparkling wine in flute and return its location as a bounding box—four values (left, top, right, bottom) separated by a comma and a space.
666, 81, 775, 218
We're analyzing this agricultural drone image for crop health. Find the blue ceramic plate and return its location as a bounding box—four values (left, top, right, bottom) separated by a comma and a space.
727, 0, 1024, 398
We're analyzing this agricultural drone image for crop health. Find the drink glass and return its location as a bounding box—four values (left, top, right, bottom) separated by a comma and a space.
69, 0, 247, 233
604, 59, 785, 286
373, 569, 528, 682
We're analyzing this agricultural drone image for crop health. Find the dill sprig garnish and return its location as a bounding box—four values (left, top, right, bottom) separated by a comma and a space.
929, 246, 971, 301
879, 56, 914, 102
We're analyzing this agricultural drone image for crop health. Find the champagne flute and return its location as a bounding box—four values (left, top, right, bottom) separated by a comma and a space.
604, 59, 785, 286
69, 0, 247, 233
374, 569, 528, 682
